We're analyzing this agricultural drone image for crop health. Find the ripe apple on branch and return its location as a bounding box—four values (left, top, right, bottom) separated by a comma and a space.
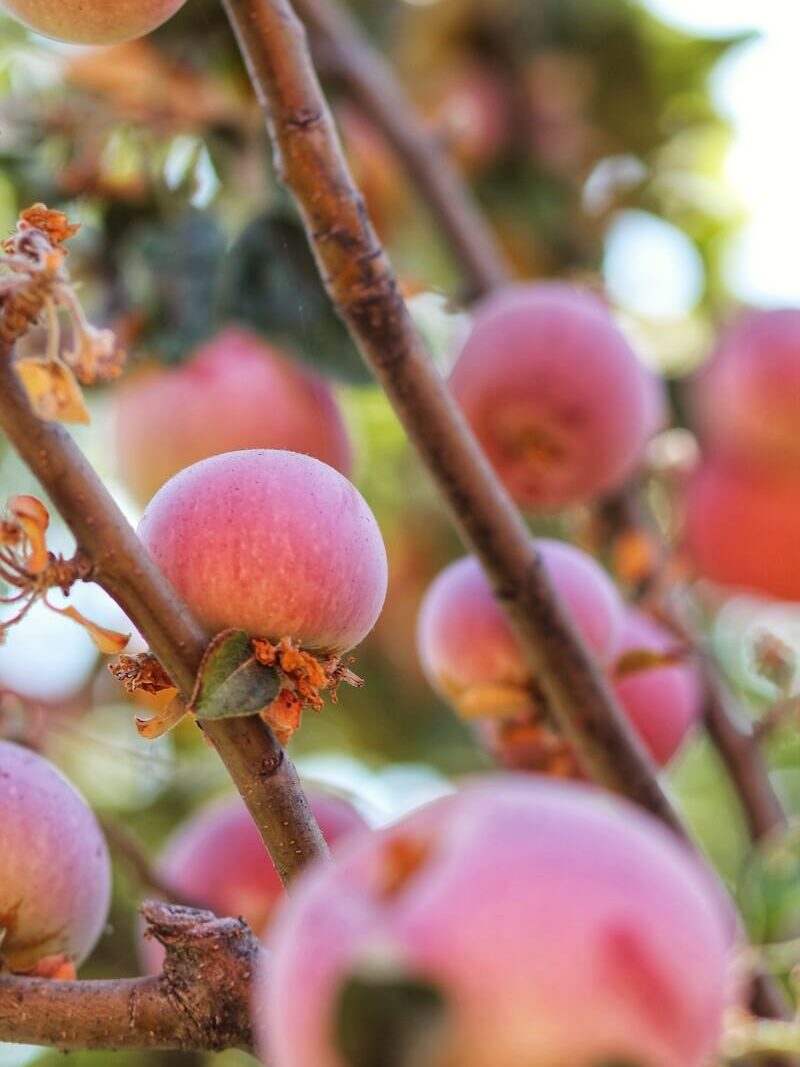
0, 1, 799, 1065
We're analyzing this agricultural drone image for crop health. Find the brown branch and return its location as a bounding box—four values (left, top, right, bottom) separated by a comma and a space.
594, 491, 792, 1030
0, 351, 328, 884
704, 686, 795, 1054
596, 488, 786, 844
222, 0, 681, 835
703, 667, 785, 841
0, 903, 257, 1052
292, 0, 512, 299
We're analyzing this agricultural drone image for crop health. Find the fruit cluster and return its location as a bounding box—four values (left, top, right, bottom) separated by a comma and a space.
417, 535, 701, 772
413, 283, 701, 770
684, 309, 800, 601
0, 7, 770, 1067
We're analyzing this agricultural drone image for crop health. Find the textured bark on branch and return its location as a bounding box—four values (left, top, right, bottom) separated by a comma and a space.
293, 0, 513, 298
0, 903, 257, 1052
222, 0, 682, 834
0, 351, 328, 883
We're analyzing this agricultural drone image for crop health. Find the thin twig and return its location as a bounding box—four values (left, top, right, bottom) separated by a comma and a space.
595, 490, 792, 1030
0, 351, 328, 884
596, 488, 787, 843
293, 0, 513, 299
222, 0, 681, 834
703, 666, 786, 841
0, 903, 257, 1052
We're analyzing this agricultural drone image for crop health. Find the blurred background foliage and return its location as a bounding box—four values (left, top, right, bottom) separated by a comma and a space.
0, 1, 798, 1064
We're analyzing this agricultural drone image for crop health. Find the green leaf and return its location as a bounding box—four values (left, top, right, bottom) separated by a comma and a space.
216, 211, 371, 384
121, 208, 226, 365
190, 629, 279, 721
334, 971, 447, 1067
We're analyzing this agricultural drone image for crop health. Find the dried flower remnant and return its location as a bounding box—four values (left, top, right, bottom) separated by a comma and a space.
110, 651, 176, 696
110, 636, 361, 744
476, 710, 583, 778
253, 636, 363, 744
0, 494, 129, 652
752, 630, 797, 696
0, 204, 125, 423
109, 650, 186, 740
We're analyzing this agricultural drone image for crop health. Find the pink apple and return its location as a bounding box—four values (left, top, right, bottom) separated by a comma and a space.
691, 308, 800, 474
449, 282, 664, 510
416, 538, 624, 718
141, 790, 368, 973
683, 458, 800, 602
610, 608, 703, 766
0, 740, 111, 972
257, 775, 737, 1067
0, 0, 188, 44
115, 327, 352, 504
138, 449, 388, 654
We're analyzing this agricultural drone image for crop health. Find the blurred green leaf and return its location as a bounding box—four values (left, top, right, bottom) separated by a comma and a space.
738, 822, 800, 944
122, 208, 226, 363
216, 212, 371, 383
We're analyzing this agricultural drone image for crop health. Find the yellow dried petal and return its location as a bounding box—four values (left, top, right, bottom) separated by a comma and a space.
47, 602, 130, 654
136, 693, 189, 740
8, 494, 50, 574
453, 682, 533, 721
15, 357, 91, 426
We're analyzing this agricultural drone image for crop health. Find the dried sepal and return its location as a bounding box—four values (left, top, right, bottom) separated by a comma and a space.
13, 205, 80, 248
0, 494, 125, 652
110, 652, 175, 694
21, 953, 77, 981
252, 636, 363, 743
136, 692, 189, 740
261, 689, 303, 746
46, 602, 129, 654
480, 711, 582, 779
611, 527, 661, 587
0, 206, 74, 349
7, 494, 50, 574
58, 288, 125, 385
454, 682, 532, 721
115, 633, 363, 746
752, 630, 797, 695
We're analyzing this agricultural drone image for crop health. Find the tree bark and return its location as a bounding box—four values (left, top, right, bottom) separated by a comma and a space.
0, 904, 257, 1053
222, 0, 682, 835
